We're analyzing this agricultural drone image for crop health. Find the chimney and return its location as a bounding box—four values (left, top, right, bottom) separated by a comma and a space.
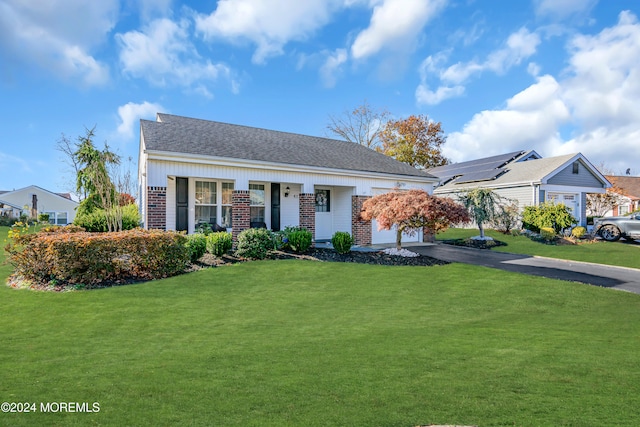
31, 194, 38, 218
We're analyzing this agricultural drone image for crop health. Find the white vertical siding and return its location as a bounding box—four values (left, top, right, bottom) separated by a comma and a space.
145, 158, 435, 244
333, 187, 353, 233
280, 184, 301, 228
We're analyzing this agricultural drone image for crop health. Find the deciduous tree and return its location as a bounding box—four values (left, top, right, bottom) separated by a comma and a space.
360, 189, 469, 250
379, 115, 448, 169
326, 100, 389, 149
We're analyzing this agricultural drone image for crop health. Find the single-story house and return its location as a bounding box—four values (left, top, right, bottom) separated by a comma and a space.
0, 186, 78, 225
138, 113, 439, 245
603, 175, 640, 216
426, 150, 610, 226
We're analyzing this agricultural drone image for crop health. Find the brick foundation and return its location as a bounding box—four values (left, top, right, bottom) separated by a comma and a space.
299, 193, 316, 242
231, 190, 250, 248
147, 186, 167, 230
351, 195, 372, 246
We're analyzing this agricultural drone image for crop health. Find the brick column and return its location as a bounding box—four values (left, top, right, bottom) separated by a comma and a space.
299, 193, 316, 242
147, 186, 167, 230
352, 195, 372, 246
232, 190, 250, 248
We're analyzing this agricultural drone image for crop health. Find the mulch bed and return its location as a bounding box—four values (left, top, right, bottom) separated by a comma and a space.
439, 238, 507, 249
194, 248, 448, 269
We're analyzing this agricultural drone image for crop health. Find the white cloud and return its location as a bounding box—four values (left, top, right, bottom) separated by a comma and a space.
445, 11, 640, 173
195, 0, 341, 64
116, 18, 236, 94
116, 102, 164, 141
319, 48, 348, 88
534, 0, 598, 20
416, 27, 540, 105
445, 75, 569, 161
0, 0, 115, 85
351, 0, 446, 60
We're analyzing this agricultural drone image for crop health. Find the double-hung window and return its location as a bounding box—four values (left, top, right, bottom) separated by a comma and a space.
195, 180, 235, 228
221, 182, 233, 228
249, 183, 265, 223
195, 181, 217, 226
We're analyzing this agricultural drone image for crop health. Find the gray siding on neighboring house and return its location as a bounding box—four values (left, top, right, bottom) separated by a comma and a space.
492, 186, 534, 209
548, 160, 603, 187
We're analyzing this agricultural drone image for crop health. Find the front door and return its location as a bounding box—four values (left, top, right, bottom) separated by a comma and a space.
314, 188, 333, 240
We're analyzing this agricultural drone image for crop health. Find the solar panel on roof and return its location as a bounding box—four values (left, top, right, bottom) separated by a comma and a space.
454, 169, 506, 184
428, 150, 525, 176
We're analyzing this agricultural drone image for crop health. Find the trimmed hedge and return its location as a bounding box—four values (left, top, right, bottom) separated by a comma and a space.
6, 229, 189, 288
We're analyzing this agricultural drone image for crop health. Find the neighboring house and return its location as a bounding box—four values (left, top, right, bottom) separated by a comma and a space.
0, 186, 78, 225
604, 175, 640, 216
426, 150, 610, 227
138, 113, 439, 245
0, 199, 22, 219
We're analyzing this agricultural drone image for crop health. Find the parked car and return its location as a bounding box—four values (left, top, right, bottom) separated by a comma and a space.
593, 213, 640, 241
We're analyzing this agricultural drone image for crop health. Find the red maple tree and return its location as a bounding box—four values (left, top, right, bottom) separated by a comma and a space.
360, 189, 470, 249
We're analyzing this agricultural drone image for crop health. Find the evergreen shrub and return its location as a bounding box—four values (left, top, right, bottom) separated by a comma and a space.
235, 228, 273, 259
331, 231, 353, 254
206, 232, 232, 256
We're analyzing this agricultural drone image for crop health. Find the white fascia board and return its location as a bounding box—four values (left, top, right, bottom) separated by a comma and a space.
433, 181, 538, 193
145, 150, 439, 184
542, 184, 606, 194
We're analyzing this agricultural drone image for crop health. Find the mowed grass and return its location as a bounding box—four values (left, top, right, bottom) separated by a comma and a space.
2, 226, 640, 425
1, 247, 640, 426
438, 228, 640, 269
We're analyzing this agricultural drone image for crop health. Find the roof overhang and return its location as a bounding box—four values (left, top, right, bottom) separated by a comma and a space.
145, 149, 439, 183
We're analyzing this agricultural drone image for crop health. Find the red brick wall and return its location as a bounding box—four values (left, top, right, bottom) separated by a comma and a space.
351, 195, 371, 246
299, 193, 315, 241
147, 186, 167, 230
232, 190, 250, 247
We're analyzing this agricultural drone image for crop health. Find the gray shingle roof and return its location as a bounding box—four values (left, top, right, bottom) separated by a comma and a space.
141, 113, 435, 179
431, 152, 585, 192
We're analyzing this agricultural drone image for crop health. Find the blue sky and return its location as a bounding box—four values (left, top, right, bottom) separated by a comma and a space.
1, 0, 639, 194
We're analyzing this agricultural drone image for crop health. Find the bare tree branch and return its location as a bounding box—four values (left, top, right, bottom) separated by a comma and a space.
326, 100, 390, 149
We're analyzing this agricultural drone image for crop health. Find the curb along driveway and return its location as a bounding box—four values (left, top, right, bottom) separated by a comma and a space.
412, 243, 640, 295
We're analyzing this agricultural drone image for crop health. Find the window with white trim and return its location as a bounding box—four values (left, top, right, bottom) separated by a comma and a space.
249, 183, 265, 223
195, 181, 217, 227
195, 180, 235, 228
44, 211, 69, 225
221, 182, 233, 228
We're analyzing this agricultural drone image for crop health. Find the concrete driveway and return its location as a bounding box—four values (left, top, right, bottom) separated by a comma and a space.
410, 243, 640, 295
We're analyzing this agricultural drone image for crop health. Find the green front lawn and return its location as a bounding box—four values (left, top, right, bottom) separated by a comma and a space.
437, 228, 640, 269
1, 250, 639, 425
